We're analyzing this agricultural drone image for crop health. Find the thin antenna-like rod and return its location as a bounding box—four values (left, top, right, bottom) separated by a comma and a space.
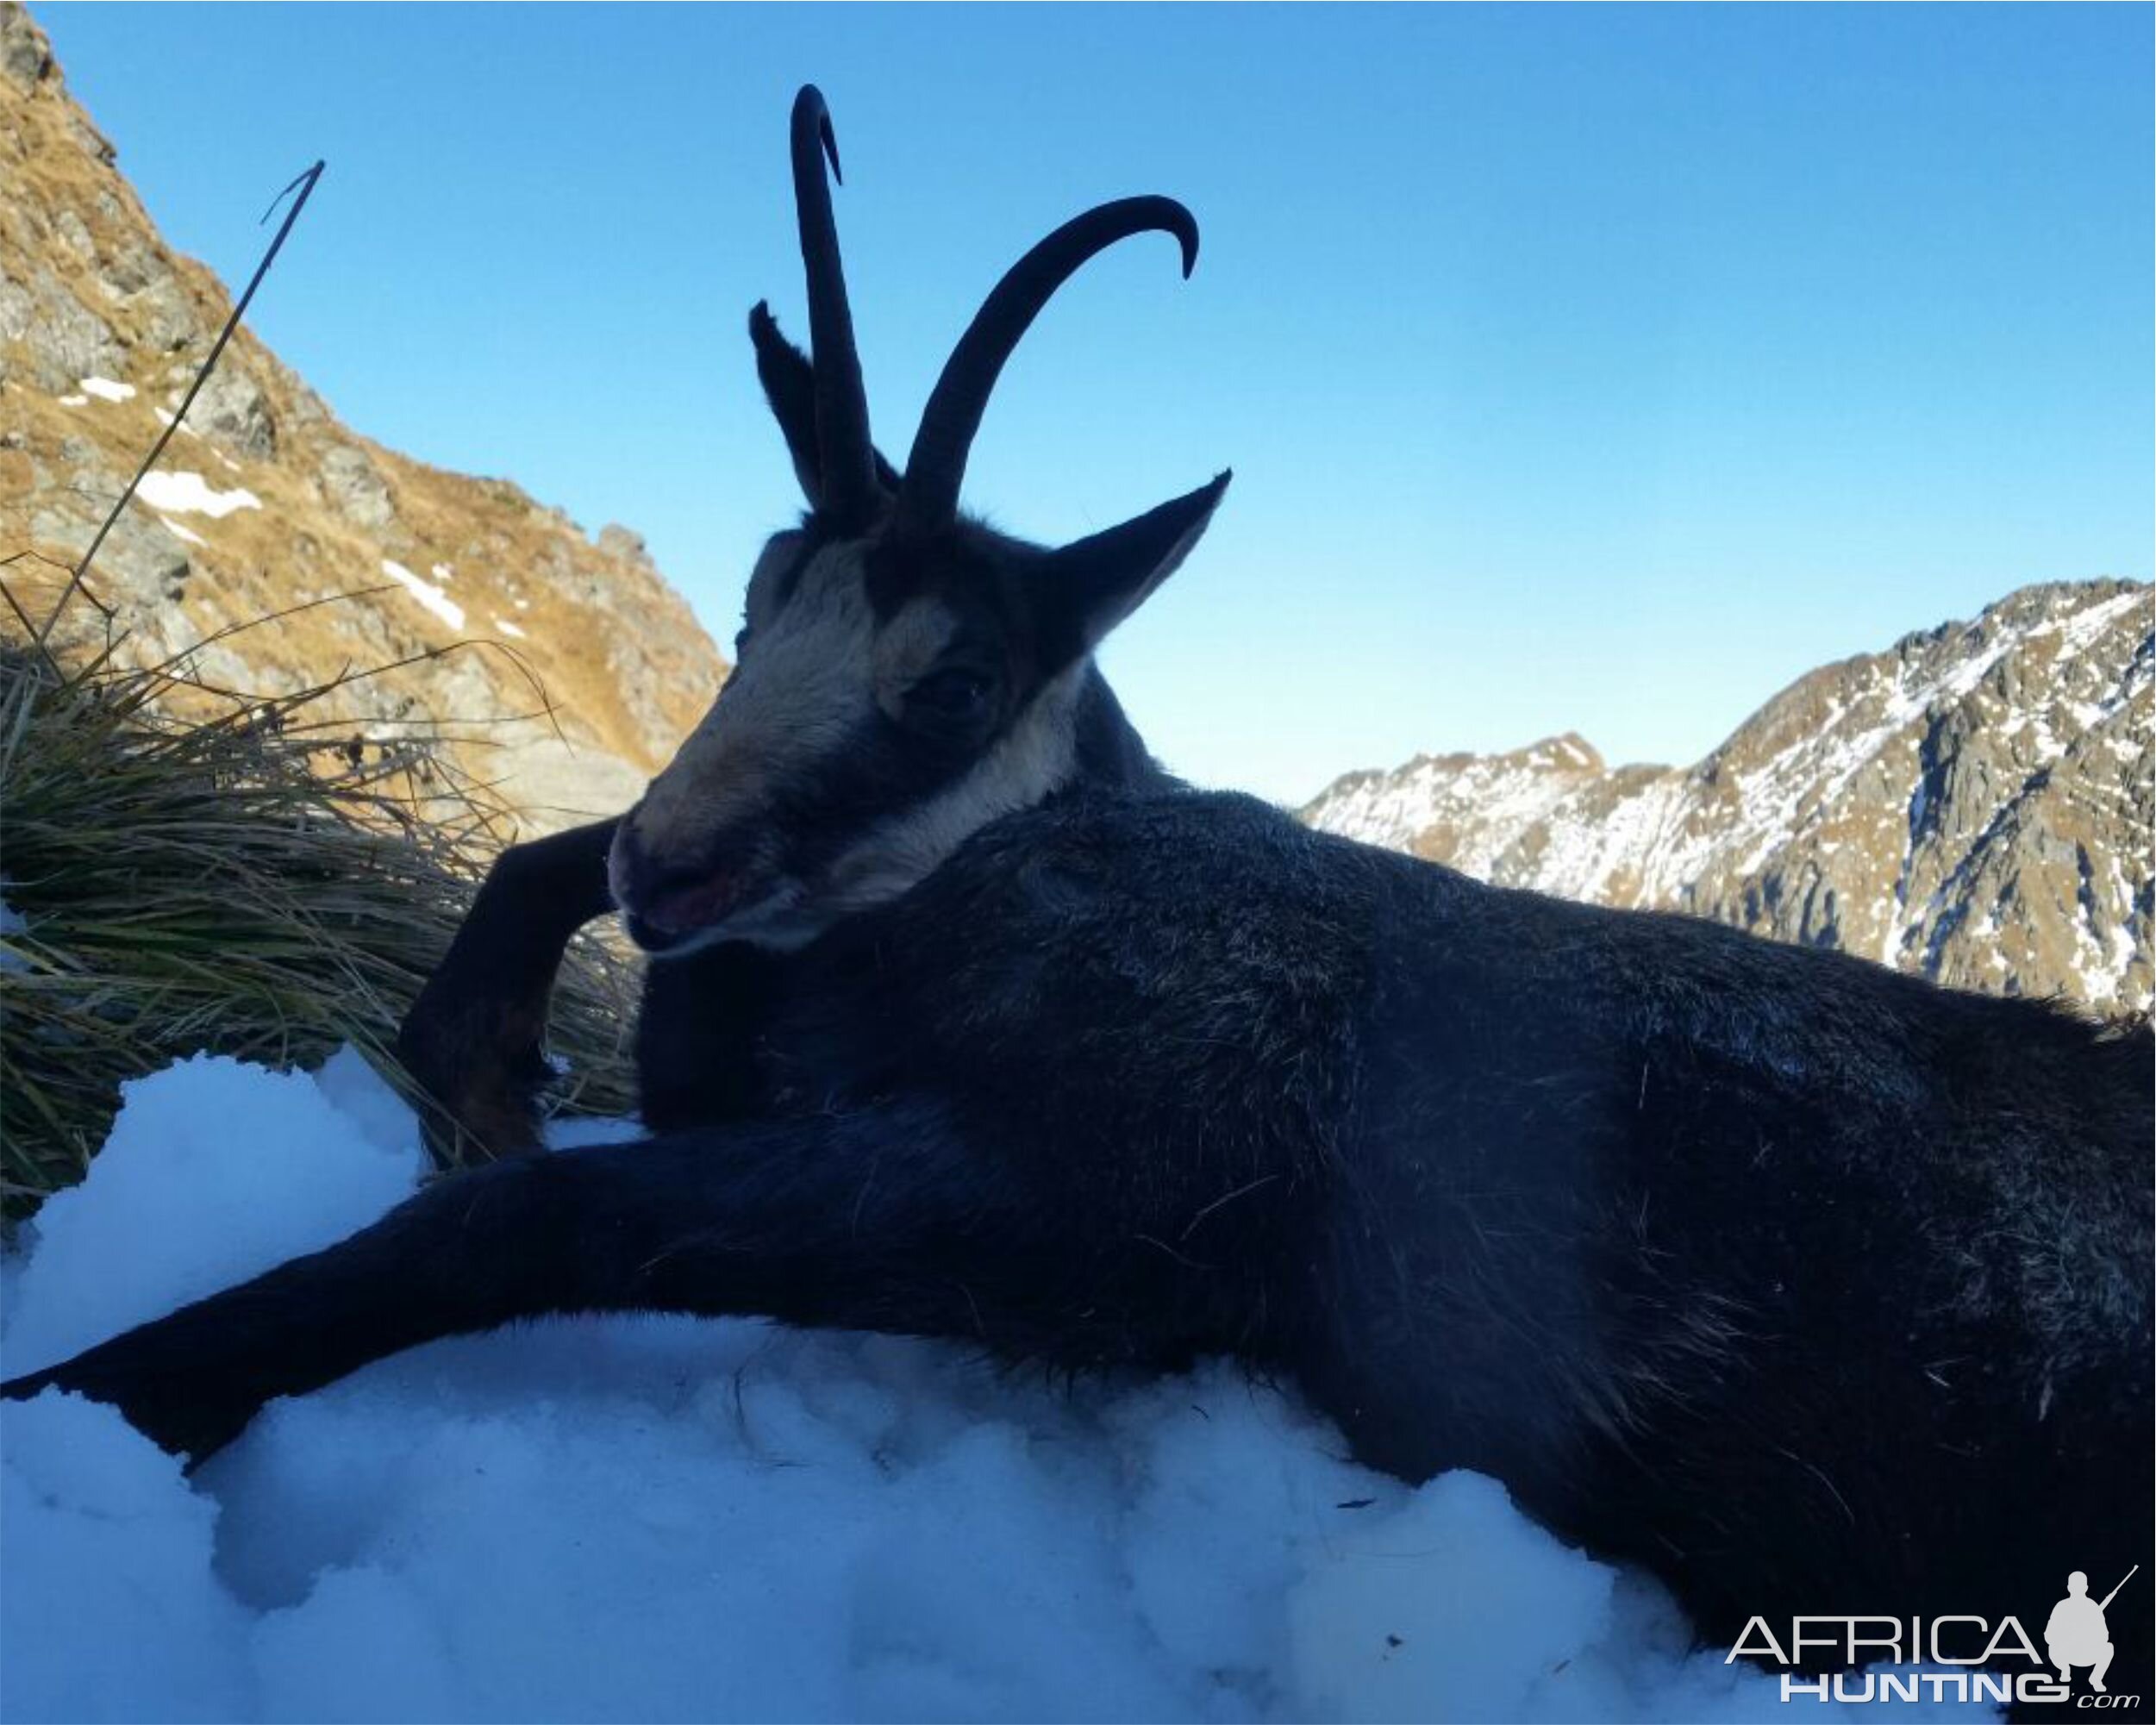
2099, 1566, 2140, 1611
34, 160, 326, 647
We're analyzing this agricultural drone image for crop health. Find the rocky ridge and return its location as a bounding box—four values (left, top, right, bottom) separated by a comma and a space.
1, 4, 725, 828
1304, 580, 2153, 1015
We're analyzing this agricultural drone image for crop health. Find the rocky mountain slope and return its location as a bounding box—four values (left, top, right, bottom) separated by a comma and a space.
0, 4, 724, 828
1305, 580, 2153, 1015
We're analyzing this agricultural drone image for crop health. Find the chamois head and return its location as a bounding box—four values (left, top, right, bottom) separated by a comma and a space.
610, 87, 1228, 956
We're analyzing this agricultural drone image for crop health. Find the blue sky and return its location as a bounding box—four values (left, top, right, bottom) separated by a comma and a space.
38, 4, 2153, 803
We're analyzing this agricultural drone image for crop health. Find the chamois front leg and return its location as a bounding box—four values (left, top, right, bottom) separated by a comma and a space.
0, 1103, 1103, 1465
397, 816, 622, 1163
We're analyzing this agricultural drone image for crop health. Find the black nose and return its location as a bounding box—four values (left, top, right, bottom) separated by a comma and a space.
609, 820, 755, 952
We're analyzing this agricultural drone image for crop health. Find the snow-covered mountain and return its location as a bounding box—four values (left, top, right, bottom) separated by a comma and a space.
1304, 580, 2153, 1015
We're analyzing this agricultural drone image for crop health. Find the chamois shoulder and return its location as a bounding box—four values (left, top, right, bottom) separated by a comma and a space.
811, 789, 1387, 1160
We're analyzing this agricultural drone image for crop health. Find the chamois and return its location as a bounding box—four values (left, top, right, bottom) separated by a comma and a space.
5, 88, 2149, 1692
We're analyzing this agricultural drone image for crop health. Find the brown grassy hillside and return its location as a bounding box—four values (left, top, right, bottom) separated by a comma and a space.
1, 3, 726, 831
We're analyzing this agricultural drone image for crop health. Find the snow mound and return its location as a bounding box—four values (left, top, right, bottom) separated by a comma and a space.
0, 1055, 1981, 1723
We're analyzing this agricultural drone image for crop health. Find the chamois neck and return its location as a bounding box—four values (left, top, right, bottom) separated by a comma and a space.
1065, 662, 1176, 795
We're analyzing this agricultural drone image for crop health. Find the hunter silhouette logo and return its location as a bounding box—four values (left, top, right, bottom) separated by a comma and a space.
2048, 1566, 2139, 1694
1728, 1560, 2147, 1706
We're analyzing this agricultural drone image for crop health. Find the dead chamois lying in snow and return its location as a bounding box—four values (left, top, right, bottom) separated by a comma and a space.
7, 87, 2149, 1694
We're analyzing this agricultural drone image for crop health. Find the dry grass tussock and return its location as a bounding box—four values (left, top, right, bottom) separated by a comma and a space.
0, 586, 641, 1216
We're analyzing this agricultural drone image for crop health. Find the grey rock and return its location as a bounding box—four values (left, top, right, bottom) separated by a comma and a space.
282, 380, 330, 429
316, 443, 396, 528
99, 235, 161, 297
178, 364, 275, 459
1, 3, 50, 94
129, 275, 201, 353
9, 265, 122, 391
0, 278, 34, 387
490, 732, 651, 834
31, 503, 191, 622
53, 209, 94, 260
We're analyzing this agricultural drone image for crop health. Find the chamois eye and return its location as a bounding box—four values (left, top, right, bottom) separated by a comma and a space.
909, 667, 991, 722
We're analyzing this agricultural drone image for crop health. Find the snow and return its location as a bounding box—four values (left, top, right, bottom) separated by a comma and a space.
495, 617, 527, 639
134, 472, 262, 520
1306, 741, 1602, 865
431, 563, 455, 584
78, 377, 135, 403
0, 1052, 1974, 1724
380, 560, 466, 631
56, 392, 88, 407
3, 1053, 422, 1374
158, 515, 206, 548
2053, 589, 2147, 662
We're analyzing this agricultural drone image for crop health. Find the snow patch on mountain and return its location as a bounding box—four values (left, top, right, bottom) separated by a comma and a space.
132, 471, 261, 519
380, 559, 466, 631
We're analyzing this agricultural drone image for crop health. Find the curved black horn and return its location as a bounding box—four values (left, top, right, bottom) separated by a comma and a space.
897, 197, 1199, 535
790, 86, 880, 530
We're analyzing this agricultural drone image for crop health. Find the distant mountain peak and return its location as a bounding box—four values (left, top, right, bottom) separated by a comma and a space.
1304, 579, 2153, 1015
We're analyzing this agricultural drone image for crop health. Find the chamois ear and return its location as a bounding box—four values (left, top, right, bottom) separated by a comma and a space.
1034, 470, 1231, 668
748, 303, 899, 509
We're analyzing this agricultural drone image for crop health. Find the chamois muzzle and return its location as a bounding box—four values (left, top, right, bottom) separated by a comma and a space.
607, 819, 780, 955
